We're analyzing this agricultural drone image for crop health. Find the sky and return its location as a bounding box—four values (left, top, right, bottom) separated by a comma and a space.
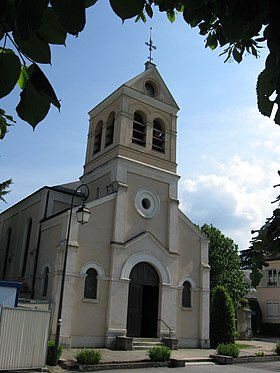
1, 1, 280, 251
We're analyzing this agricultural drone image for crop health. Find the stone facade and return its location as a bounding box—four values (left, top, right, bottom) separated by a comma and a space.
0, 62, 210, 348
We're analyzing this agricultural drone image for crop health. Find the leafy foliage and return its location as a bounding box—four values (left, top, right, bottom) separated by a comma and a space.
47, 340, 63, 365
148, 345, 171, 361
240, 171, 280, 287
0, 179, 12, 203
217, 343, 239, 358
275, 341, 280, 356
211, 286, 237, 348
109, 0, 280, 125
1, 0, 280, 133
200, 223, 247, 309
75, 349, 102, 365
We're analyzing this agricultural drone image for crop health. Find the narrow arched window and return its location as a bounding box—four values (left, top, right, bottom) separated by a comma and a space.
96, 187, 100, 199
2, 228, 12, 279
152, 119, 165, 152
42, 266, 49, 296
132, 112, 146, 146
182, 281, 191, 308
84, 268, 98, 299
21, 219, 32, 277
93, 121, 102, 155
105, 113, 115, 147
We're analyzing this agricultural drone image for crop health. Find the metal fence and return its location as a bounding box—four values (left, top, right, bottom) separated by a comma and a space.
0, 306, 51, 370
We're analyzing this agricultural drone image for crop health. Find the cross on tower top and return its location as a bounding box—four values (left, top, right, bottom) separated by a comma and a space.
145, 27, 157, 62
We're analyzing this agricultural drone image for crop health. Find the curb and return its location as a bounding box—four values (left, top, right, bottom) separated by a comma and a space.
59, 359, 169, 371
211, 354, 280, 365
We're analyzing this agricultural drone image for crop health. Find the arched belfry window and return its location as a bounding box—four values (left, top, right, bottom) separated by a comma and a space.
105, 112, 115, 147
21, 218, 32, 277
152, 119, 165, 152
132, 112, 146, 146
93, 121, 102, 155
42, 266, 49, 296
182, 281, 191, 308
84, 268, 98, 299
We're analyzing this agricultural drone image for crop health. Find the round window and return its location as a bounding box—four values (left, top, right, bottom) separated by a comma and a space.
135, 189, 160, 219
145, 81, 157, 97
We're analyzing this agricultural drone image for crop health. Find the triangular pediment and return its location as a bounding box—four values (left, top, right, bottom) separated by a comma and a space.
123, 62, 179, 110
112, 231, 175, 256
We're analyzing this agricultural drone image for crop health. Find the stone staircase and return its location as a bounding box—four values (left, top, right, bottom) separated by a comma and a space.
132, 338, 164, 350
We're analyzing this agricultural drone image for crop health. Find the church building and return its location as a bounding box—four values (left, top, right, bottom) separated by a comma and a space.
0, 62, 210, 349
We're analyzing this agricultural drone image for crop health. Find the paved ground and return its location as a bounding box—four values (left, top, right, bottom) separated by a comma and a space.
46, 338, 279, 373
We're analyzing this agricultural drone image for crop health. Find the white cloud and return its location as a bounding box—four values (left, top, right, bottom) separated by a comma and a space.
179, 107, 280, 250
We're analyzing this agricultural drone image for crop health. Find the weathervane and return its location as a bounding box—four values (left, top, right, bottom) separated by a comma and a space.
145, 27, 157, 62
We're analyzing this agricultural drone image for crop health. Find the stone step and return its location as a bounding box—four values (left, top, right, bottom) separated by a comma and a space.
133, 338, 162, 343
132, 338, 163, 350
185, 361, 216, 366
185, 358, 215, 366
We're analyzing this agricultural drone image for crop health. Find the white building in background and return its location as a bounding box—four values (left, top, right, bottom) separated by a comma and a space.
0, 62, 210, 349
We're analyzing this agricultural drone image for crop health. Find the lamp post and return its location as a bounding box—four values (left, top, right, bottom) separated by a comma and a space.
49, 184, 91, 366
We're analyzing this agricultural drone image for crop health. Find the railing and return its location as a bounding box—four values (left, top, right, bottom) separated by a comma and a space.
158, 318, 173, 339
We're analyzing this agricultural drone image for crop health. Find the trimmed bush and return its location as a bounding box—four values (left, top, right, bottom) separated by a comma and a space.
217, 343, 239, 358
148, 346, 171, 362
75, 349, 102, 365
275, 341, 280, 356
47, 340, 63, 365
211, 285, 237, 348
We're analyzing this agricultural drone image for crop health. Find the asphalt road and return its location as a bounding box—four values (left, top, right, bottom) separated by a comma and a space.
96, 361, 280, 373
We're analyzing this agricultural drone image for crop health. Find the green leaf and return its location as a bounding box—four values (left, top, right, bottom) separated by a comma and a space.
85, 0, 98, 7
274, 104, 280, 125
256, 69, 275, 117
18, 65, 30, 89
206, 33, 218, 50
38, 7, 67, 45
145, 3, 153, 18
16, 79, 51, 128
50, 0, 86, 36
233, 47, 242, 63
28, 64, 60, 109
15, 0, 48, 40
0, 52, 21, 98
167, 10, 175, 23
14, 32, 51, 64
0, 109, 15, 139
109, 0, 145, 21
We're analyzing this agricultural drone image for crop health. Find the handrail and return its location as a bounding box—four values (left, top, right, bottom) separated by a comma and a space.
158, 318, 173, 339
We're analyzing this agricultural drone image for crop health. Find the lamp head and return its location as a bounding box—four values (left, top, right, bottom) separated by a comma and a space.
76, 203, 91, 225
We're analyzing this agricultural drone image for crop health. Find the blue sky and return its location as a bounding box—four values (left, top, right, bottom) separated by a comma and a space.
1, 1, 280, 250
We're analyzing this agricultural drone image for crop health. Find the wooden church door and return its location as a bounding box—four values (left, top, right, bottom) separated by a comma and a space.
126, 262, 159, 337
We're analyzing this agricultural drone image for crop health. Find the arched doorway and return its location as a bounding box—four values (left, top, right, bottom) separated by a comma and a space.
126, 262, 159, 337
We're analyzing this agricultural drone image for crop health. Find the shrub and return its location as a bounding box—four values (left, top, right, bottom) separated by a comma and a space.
148, 346, 171, 362
47, 340, 63, 364
275, 341, 280, 356
210, 286, 237, 348
217, 343, 239, 358
255, 351, 265, 357
75, 349, 102, 365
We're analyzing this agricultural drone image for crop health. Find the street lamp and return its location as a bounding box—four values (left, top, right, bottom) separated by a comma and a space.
49, 184, 91, 365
